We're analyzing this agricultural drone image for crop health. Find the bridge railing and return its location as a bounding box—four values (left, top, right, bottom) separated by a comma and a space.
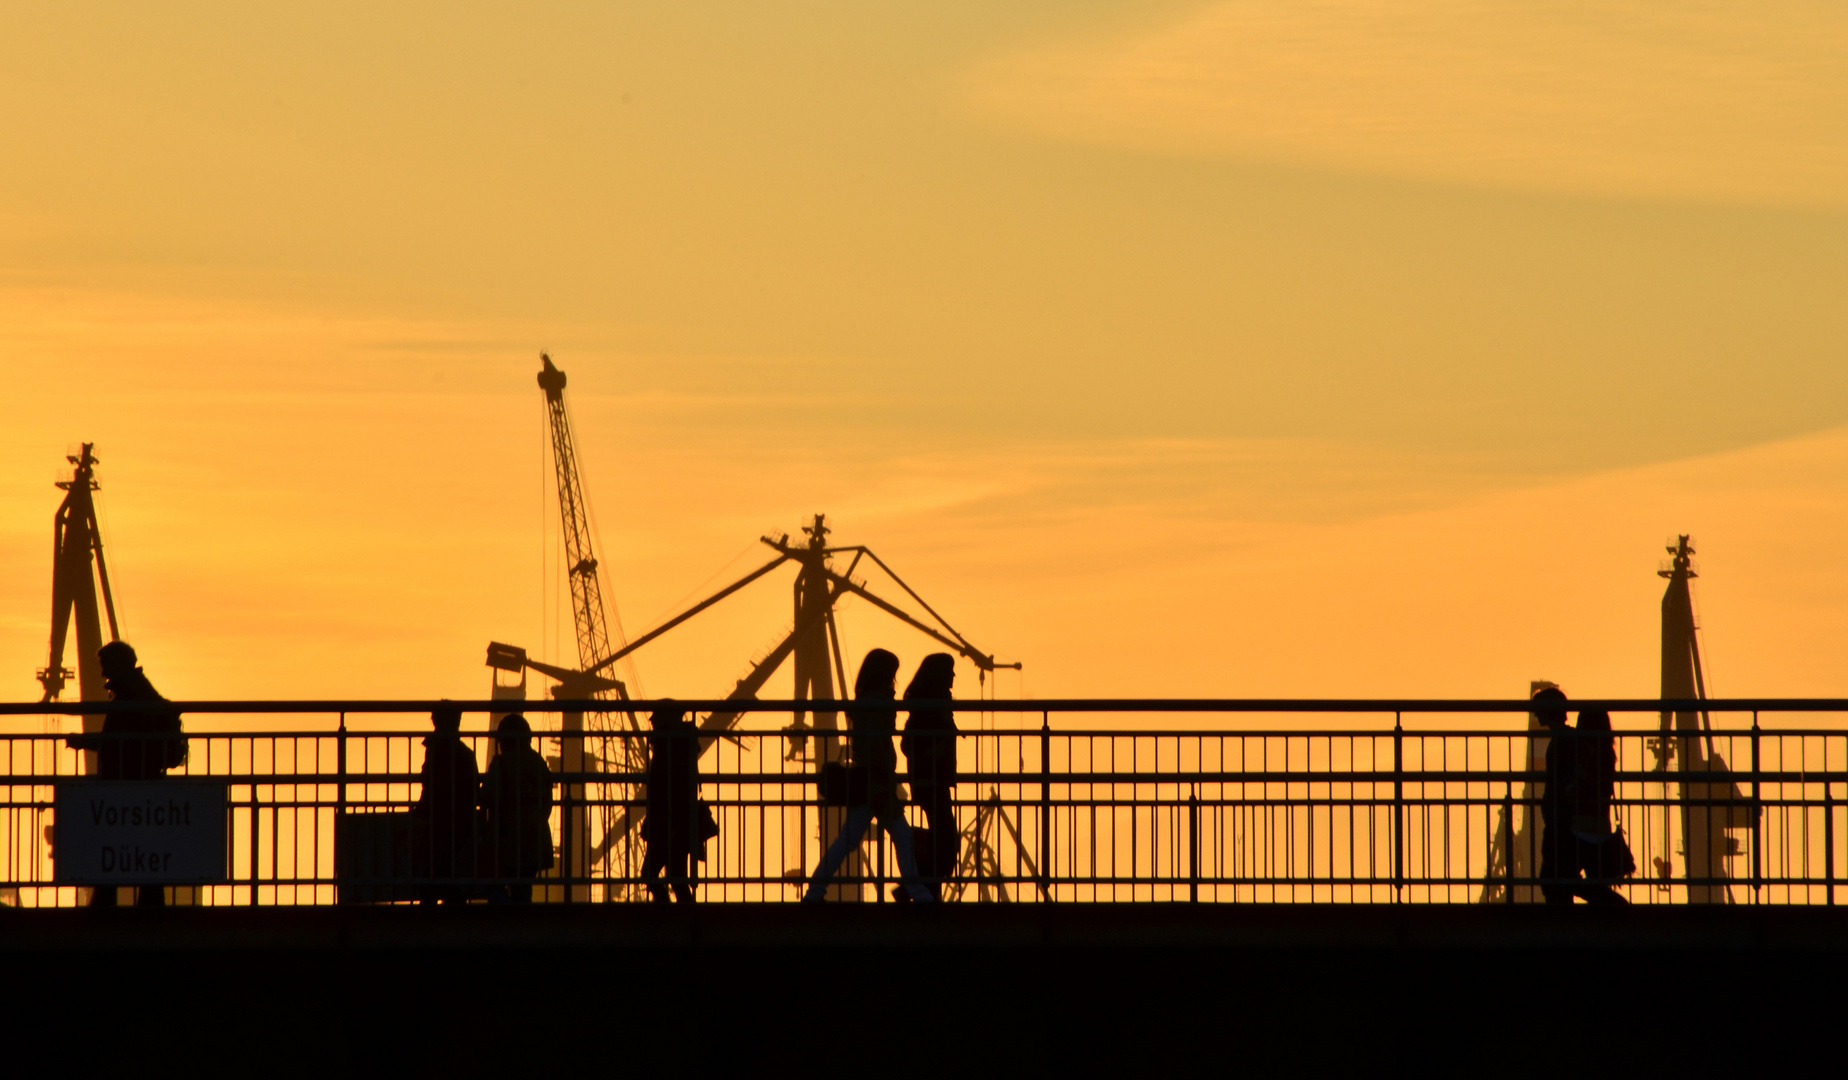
2, 698, 1844, 906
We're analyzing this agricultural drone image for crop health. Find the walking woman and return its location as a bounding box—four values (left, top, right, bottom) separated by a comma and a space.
803, 649, 935, 903
641, 704, 703, 903
901, 653, 960, 899
1570, 709, 1630, 904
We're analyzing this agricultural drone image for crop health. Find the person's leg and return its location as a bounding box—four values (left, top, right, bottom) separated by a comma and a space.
640, 838, 671, 903
510, 881, 533, 904
135, 885, 166, 908
672, 851, 697, 904
803, 807, 873, 902
1539, 824, 1574, 905
920, 783, 957, 895
89, 886, 119, 908
877, 808, 936, 903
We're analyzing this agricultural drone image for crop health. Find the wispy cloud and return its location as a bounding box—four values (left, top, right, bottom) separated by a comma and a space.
971, 1, 1848, 205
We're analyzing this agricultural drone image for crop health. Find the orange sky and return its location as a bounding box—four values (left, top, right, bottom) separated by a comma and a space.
2, 3, 1845, 725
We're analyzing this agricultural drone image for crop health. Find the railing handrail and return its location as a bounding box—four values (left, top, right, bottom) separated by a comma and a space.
7, 696, 1848, 716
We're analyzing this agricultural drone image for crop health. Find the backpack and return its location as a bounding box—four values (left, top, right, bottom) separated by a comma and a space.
159, 707, 188, 770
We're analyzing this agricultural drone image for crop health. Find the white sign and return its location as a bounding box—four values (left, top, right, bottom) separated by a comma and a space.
55, 781, 229, 884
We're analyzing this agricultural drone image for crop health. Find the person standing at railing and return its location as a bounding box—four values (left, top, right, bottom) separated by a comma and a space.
901, 652, 960, 901
805, 649, 935, 903
479, 713, 554, 904
641, 704, 704, 903
1535, 690, 1626, 906
66, 641, 187, 907
412, 704, 481, 905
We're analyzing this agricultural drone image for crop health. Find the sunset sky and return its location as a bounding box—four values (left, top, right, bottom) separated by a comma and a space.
3, 2, 1846, 720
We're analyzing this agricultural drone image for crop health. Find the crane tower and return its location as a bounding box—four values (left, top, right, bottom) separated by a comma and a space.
530, 354, 648, 900
39, 444, 121, 734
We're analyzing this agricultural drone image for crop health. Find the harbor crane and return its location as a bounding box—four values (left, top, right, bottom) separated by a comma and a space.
486, 357, 1019, 899
39, 444, 121, 732
487, 354, 649, 899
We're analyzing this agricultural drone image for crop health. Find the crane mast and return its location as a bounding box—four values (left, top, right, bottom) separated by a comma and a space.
535, 353, 647, 900
538, 354, 615, 672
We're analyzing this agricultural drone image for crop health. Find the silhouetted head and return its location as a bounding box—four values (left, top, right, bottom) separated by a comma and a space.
431, 704, 463, 734
496, 713, 533, 748
1531, 687, 1569, 730
649, 701, 686, 729
98, 640, 139, 681
855, 649, 901, 699
904, 653, 957, 701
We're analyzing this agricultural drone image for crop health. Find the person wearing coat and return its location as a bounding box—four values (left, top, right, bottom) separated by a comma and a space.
479, 713, 554, 904
901, 652, 960, 898
66, 640, 186, 907
641, 704, 704, 903
412, 704, 481, 905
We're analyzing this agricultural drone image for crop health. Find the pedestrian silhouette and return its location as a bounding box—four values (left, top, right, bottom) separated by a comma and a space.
1535, 689, 1626, 905
479, 713, 554, 904
805, 649, 935, 903
412, 704, 481, 905
66, 641, 185, 907
1570, 709, 1631, 904
641, 703, 703, 903
901, 652, 960, 900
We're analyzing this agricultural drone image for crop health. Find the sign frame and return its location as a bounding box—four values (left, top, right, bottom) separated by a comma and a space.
54, 780, 230, 885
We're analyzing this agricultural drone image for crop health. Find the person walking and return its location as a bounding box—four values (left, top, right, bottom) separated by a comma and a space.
1535, 689, 1626, 905
804, 649, 935, 903
66, 641, 186, 907
479, 713, 554, 904
412, 704, 481, 905
1569, 709, 1629, 904
901, 652, 960, 900
640, 704, 703, 903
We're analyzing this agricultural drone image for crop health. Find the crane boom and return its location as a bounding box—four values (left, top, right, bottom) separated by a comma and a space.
538, 354, 617, 673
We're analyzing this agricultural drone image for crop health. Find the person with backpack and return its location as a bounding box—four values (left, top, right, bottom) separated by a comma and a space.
66, 641, 187, 907
803, 649, 935, 903
478, 713, 554, 904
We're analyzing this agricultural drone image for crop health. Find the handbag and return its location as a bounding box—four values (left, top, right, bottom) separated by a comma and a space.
819, 761, 869, 808
1597, 826, 1637, 879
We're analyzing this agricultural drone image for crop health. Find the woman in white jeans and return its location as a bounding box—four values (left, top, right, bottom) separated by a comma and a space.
803, 648, 936, 903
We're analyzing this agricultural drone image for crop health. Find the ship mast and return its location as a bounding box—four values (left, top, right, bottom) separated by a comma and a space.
1657, 535, 1750, 903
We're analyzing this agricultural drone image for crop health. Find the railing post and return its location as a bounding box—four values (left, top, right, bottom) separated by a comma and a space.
1751, 713, 1762, 900
1392, 714, 1404, 902
248, 755, 261, 907
335, 715, 347, 906
1827, 743, 1836, 907
1040, 712, 1052, 903
1188, 788, 1200, 903
1503, 788, 1516, 905
336, 714, 347, 819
